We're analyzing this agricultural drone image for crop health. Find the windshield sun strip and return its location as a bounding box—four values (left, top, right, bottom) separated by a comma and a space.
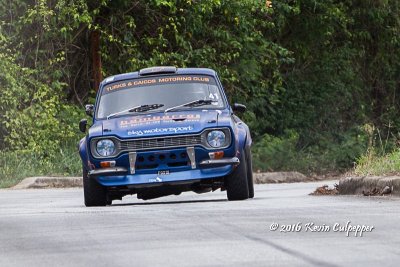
95, 75, 226, 120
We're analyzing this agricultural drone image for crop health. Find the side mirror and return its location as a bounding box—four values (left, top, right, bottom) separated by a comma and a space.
85, 104, 94, 117
79, 119, 88, 133
232, 103, 246, 113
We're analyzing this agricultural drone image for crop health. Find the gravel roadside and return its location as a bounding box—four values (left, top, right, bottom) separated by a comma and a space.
12, 173, 399, 198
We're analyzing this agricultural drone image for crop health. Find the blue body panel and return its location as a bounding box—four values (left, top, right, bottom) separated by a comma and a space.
97, 166, 233, 187
78, 68, 251, 189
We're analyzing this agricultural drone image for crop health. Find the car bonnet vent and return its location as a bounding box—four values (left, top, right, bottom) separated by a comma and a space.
139, 66, 177, 76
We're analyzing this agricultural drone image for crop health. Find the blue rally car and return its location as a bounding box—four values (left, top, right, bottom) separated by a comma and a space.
78, 67, 254, 206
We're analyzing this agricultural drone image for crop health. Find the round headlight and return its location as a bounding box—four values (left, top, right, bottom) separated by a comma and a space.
96, 139, 116, 157
207, 130, 226, 148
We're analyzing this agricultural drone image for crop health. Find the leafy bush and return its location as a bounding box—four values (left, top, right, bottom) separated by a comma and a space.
252, 128, 369, 175
0, 52, 83, 157
0, 51, 83, 188
252, 130, 305, 172
1, 0, 400, 185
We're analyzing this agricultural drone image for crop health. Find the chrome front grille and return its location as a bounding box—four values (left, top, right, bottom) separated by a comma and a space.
118, 135, 203, 151
90, 127, 232, 159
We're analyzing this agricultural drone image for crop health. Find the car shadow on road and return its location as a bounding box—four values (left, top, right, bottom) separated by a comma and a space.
111, 198, 228, 206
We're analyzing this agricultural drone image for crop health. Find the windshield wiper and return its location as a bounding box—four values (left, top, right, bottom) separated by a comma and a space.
164, 99, 217, 113
107, 104, 164, 119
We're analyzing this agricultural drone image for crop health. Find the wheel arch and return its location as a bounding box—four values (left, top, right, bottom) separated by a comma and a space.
236, 122, 252, 155
78, 136, 90, 171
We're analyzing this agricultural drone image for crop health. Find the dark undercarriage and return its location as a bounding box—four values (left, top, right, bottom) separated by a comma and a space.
106, 177, 226, 201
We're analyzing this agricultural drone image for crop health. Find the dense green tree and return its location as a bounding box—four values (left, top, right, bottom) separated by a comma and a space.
0, 0, 399, 174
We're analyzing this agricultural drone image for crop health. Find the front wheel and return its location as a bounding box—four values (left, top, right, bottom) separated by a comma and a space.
83, 166, 107, 207
225, 151, 249, 201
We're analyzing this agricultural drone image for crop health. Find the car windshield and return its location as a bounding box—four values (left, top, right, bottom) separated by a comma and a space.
96, 75, 225, 119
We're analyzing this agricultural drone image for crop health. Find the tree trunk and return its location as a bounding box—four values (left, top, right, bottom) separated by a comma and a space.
90, 30, 102, 92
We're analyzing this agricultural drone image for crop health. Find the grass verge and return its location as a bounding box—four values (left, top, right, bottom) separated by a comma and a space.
0, 146, 81, 188
354, 149, 400, 176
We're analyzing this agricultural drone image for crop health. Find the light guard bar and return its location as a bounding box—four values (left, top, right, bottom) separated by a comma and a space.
139, 66, 177, 76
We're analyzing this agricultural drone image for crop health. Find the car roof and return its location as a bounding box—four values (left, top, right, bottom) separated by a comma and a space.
101, 67, 217, 87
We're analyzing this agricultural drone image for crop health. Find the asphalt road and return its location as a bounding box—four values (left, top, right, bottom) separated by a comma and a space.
1, 182, 399, 267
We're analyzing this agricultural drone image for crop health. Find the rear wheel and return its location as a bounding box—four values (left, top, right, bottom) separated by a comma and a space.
225, 151, 249, 201
246, 149, 254, 198
83, 166, 107, 207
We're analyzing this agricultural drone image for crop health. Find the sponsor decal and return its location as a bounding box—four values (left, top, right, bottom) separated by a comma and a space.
120, 114, 200, 128
127, 126, 194, 136
149, 177, 163, 183
103, 75, 216, 95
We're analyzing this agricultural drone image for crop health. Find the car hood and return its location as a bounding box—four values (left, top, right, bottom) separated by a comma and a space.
96, 110, 229, 139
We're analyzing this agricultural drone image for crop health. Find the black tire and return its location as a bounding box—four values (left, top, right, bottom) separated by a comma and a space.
83, 166, 107, 207
246, 149, 254, 198
226, 150, 249, 201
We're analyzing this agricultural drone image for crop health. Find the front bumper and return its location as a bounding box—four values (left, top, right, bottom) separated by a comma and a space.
199, 157, 240, 167
88, 157, 239, 187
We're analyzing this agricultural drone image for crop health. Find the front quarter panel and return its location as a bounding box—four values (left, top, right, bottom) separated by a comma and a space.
79, 122, 103, 171
215, 110, 251, 155
232, 114, 252, 154
78, 137, 89, 170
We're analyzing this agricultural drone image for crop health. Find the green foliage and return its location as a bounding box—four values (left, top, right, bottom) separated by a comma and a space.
1, 0, 400, 186
255, 0, 400, 174
0, 52, 83, 156
354, 123, 400, 176
252, 130, 306, 172
93, 0, 290, 125
0, 145, 80, 188
252, 127, 369, 174
355, 149, 400, 177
